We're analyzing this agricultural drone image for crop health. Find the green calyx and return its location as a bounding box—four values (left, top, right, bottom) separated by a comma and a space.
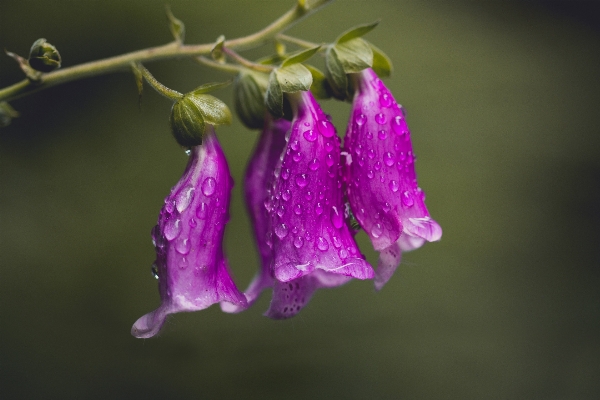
28, 38, 61, 73
234, 71, 269, 129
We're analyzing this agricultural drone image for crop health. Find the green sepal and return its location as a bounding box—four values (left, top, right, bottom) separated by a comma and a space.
334, 38, 373, 74
166, 6, 185, 43
305, 64, 332, 99
28, 38, 61, 73
190, 80, 232, 95
258, 54, 286, 66
325, 46, 348, 100
367, 41, 393, 77
188, 94, 232, 126
170, 98, 206, 147
0, 102, 19, 128
211, 35, 226, 63
336, 20, 380, 44
130, 63, 144, 101
265, 70, 284, 118
281, 45, 321, 68
234, 71, 268, 129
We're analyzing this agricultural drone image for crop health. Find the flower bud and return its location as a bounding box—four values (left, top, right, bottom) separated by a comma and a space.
28, 38, 61, 73
170, 93, 231, 147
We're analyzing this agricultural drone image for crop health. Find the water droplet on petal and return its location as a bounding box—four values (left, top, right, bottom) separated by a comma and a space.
367, 149, 375, 159
318, 120, 336, 137
317, 237, 329, 251
402, 191, 414, 207
293, 152, 302, 162
355, 113, 367, 126
275, 223, 289, 239
378, 130, 387, 140
189, 218, 197, 228
165, 200, 175, 214
303, 129, 317, 142
383, 202, 391, 212
384, 152, 395, 167
315, 203, 324, 215
355, 145, 363, 156
389, 180, 399, 193
281, 168, 290, 180
326, 154, 335, 167
339, 248, 349, 259
291, 140, 300, 151
184, 149, 192, 156
304, 121, 311, 127
196, 202, 208, 219
332, 235, 342, 248
324, 140, 334, 153
309, 159, 320, 170
175, 237, 191, 255
305, 191, 313, 201
164, 218, 182, 241
295, 174, 308, 188
366, 131, 373, 140
277, 205, 285, 217
331, 206, 343, 229
392, 115, 404, 135
304, 231, 312, 241
176, 186, 195, 212
294, 236, 304, 248
282, 190, 291, 201
375, 113, 387, 124
151, 263, 159, 280
367, 170, 374, 179
294, 204, 302, 215
374, 161, 382, 171
371, 223, 383, 238
201, 177, 216, 196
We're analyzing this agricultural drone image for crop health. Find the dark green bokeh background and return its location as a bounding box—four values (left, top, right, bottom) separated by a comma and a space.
1, 1, 599, 398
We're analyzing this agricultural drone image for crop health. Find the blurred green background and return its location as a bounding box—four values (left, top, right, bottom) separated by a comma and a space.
1, 1, 599, 398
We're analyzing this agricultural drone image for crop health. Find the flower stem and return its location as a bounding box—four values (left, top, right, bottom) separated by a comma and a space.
0, 0, 333, 103
276, 34, 322, 49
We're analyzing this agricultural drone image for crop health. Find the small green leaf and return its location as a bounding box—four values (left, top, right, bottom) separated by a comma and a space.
265, 70, 284, 118
170, 98, 205, 147
281, 45, 321, 67
367, 41, 393, 77
190, 80, 231, 95
276, 64, 312, 93
0, 102, 19, 127
336, 20, 380, 44
335, 37, 373, 73
188, 94, 232, 126
211, 35, 226, 63
233, 72, 268, 129
166, 6, 185, 43
258, 54, 286, 66
305, 64, 332, 99
325, 46, 348, 100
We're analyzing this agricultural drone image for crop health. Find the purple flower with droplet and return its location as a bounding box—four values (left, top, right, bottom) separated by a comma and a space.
265, 91, 374, 314
344, 68, 442, 290
132, 127, 247, 338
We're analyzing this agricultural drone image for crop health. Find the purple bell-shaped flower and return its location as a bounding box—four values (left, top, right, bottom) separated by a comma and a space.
132, 127, 247, 338
344, 68, 442, 290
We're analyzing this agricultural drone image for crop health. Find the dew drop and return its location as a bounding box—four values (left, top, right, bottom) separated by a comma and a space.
309, 159, 320, 170
317, 237, 329, 251
355, 144, 363, 156
384, 152, 395, 167
282, 190, 291, 201
339, 248, 349, 259
355, 113, 367, 126
304, 231, 313, 241
374, 161, 382, 171
293, 152, 302, 162
304, 121, 311, 127
324, 140, 334, 153
277, 205, 285, 217
201, 177, 217, 196
378, 130, 387, 140
196, 202, 208, 219
366, 131, 373, 140
367, 170, 374, 179
176, 186, 195, 212
367, 149, 375, 159
179, 257, 188, 269
294, 204, 303, 215
291, 140, 300, 151
375, 113, 387, 124
189, 218, 197, 228
315, 203, 324, 215
392, 115, 404, 135
275, 223, 289, 239
165, 200, 175, 214
332, 235, 342, 248
383, 202, 391, 212
305, 191, 314, 201
379, 92, 392, 108
371, 223, 383, 238
358, 157, 365, 167
151, 263, 159, 280
303, 129, 317, 142
318, 120, 336, 137
293, 236, 304, 249
164, 218, 182, 241
184, 149, 192, 156
326, 154, 335, 167
175, 237, 191, 255
402, 191, 414, 207
331, 206, 343, 229
295, 174, 308, 188
281, 168, 290, 180
389, 180, 399, 193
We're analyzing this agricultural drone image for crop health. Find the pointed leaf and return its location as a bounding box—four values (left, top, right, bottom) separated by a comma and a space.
336, 20, 380, 44
367, 41, 393, 77
305, 64, 332, 99
190, 80, 231, 95
258, 54, 286, 66
325, 46, 348, 100
188, 94, 232, 126
211, 35, 226, 63
334, 37, 373, 73
130, 63, 144, 99
0, 102, 19, 127
266, 70, 284, 118
166, 6, 185, 43
276, 64, 312, 93
281, 45, 321, 68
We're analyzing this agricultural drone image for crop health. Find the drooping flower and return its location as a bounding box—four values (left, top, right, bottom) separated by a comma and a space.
344, 68, 442, 290
264, 91, 374, 317
132, 127, 247, 338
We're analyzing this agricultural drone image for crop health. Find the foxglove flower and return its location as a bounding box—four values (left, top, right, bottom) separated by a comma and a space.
132, 128, 247, 338
344, 68, 442, 290
264, 91, 374, 317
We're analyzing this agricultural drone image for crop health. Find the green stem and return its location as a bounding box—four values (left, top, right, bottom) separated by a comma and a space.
195, 57, 244, 74
276, 34, 322, 49
222, 48, 273, 73
0, 0, 333, 103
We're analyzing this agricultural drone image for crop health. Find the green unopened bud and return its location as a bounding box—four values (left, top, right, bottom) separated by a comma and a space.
28, 38, 61, 73
234, 71, 268, 129
170, 97, 206, 147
